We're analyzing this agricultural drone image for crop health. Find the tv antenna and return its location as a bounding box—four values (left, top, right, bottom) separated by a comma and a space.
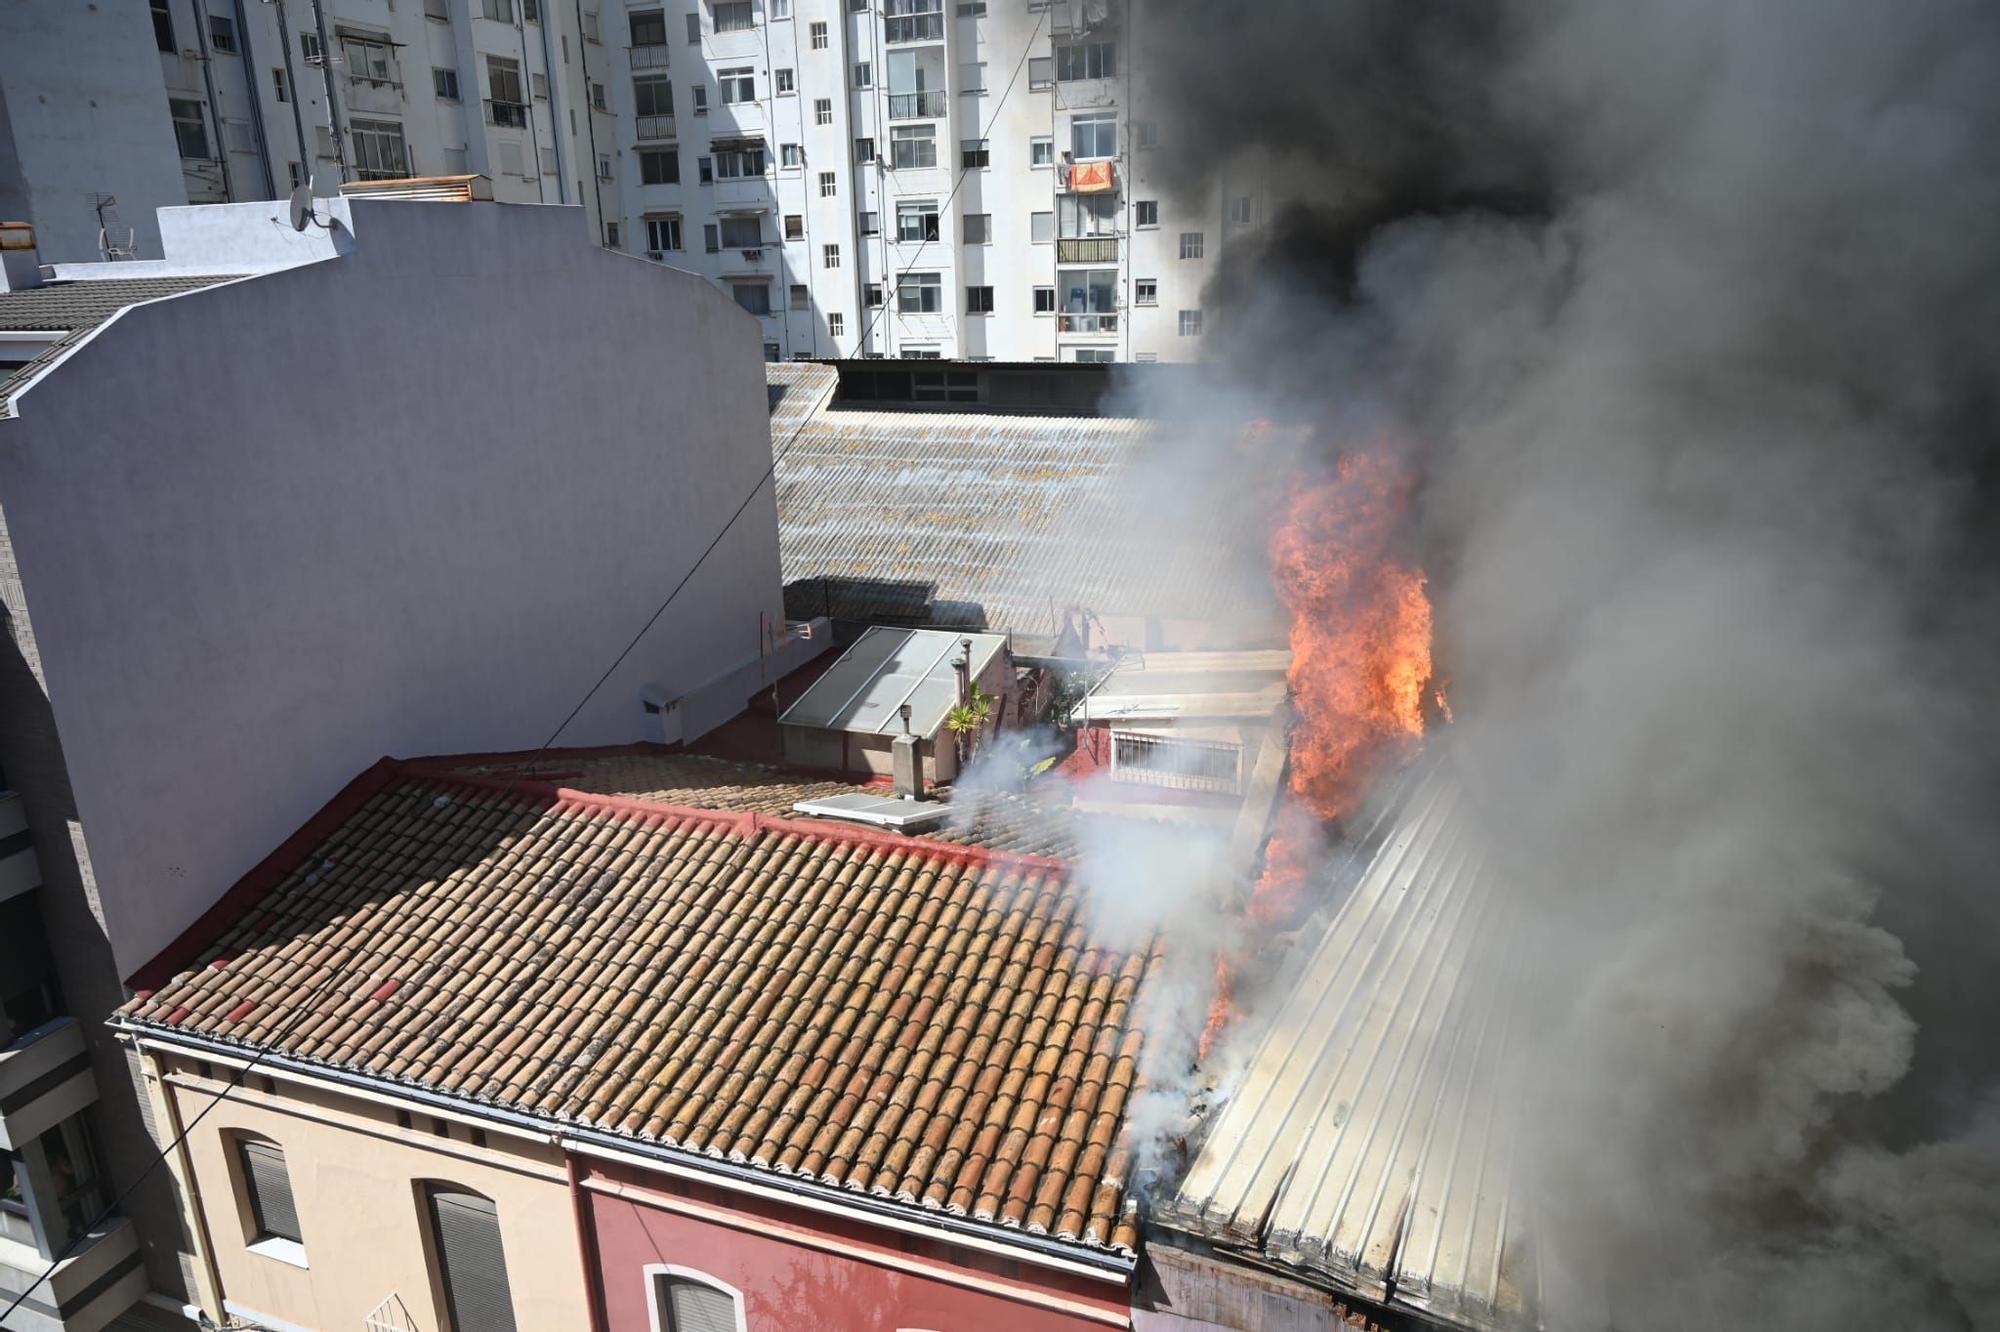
288, 182, 334, 233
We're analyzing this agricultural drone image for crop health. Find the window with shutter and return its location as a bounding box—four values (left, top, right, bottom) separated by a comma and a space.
650, 1270, 742, 1332
428, 1188, 518, 1332
238, 1139, 302, 1243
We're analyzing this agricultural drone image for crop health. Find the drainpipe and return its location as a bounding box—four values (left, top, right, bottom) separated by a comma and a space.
232, 0, 278, 198
138, 1048, 227, 1325
192, 0, 237, 201
534, 0, 568, 204
564, 1149, 610, 1332
271, 0, 312, 187
309, 0, 350, 181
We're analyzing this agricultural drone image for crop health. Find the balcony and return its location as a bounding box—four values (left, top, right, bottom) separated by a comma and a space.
636, 113, 676, 140
0, 792, 41, 905
0, 1214, 147, 1331
0, 1018, 98, 1152
887, 90, 948, 119
1057, 236, 1117, 263
1058, 312, 1117, 334
629, 42, 670, 68
486, 99, 529, 128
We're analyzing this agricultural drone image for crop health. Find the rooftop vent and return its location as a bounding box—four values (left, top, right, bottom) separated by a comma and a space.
791, 792, 951, 832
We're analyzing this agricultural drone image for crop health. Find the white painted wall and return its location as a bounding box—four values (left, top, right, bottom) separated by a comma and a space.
0, 197, 783, 976
0, 0, 191, 263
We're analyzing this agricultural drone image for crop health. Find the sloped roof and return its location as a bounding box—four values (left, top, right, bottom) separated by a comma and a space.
780, 626, 1010, 737
119, 758, 1154, 1254
767, 364, 1282, 640
1158, 761, 1530, 1331
0, 275, 241, 330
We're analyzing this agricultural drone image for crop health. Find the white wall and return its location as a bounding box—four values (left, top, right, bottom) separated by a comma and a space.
0, 198, 782, 977
0, 0, 191, 262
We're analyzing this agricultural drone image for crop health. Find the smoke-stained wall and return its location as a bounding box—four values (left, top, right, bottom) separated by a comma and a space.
1135, 1, 2000, 1327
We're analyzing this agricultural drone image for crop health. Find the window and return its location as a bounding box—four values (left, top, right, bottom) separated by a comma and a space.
889, 124, 935, 168
1135, 119, 1158, 149
784, 213, 803, 240
640, 148, 680, 184
287, 160, 304, 189
720, 215, 762, 247
487, 56, 526, 123
532, 72, 549, 98
960, 138, 989, 168
884, 0, 942, 43
1060, 268, 1117, 316
1028, 56, 1052, 90
956, 0, 985, 12
790, 283, 809, 310
482, 0, 513, 19
1029, 135, 1052, 167
854, 136, 875, 162
966, 285, 993, 314
691, 85, 708, 113
859, 210, 879, 235
351, 119, 410, 179
170, 99, 210, 160
733, 283, 771, 314
273, 67, 290, 103
1135, 278, 1157, 305
849, 0, 867, 9
822, 243, 840, 268
719, 67, 754, 102
770, 0, 790, 16
959, 61, 985, 93
209, 14, 238, 52
780, 142, 802, 167
1134, 351, 1158, 363
1055, 40, 1114, 81
962, 212, 990, 243
818, 171, 836, 196
434, 67, 461, 100
496, 140, 526, 175
865, 284, 884, 307
644, 215, 682, 253
633, 74, 671, 124
423, 0, 451, 17
897, 272, 942, 312
775, 67, 795, 93
1059, 191, 1116, 238
427, 1188, 517, 1332
342, 31, 397, 84
703, 221, 719, 250
1074, 348, 1114, 362
605, 220, 621, 247
712, 143, 765, 176
301, 31, 321, 63
1033, 285, 1055, 313
814, 97, 832, 125
1179, 230, 1204, 259
151, 0, 175, 52
853, 62, 872, 88
896, 199, 939, 242
686, 11, 701, 41
809, 21, 828, 48
1071, 111, 1115, 160
712, 0, 754, 32
697, 156, 713, 182
1030, 210, 1052, 244
650, 1270, 743, 1332
1135, 199, 1158, 227
592, 81, 608, 110
238, 1139, 302, 1247
630, 7, 668, 49
1179, 308, 1203, 336
1229, 194, 1253, 225
828, 312, 845, 336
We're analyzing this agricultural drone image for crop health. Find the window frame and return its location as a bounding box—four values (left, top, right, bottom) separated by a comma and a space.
170, 98, 211, 161
423, 1184, 519, 1332
208, 13, 239, 53
1054, 39, 1114, 82
643, 1265, 748, 1332
639, 148, 679, 185
234, 1135, 305, 1256
1029, 135, 1053, 168
1070, 111, 1116, 161
896, 271, 943, 313
1179, 230, 1205, 260
1134, 278, 1157, 305
809, 20, 828, 48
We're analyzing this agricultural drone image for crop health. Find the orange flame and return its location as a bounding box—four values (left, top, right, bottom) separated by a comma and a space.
1200, 446, 1441, 1062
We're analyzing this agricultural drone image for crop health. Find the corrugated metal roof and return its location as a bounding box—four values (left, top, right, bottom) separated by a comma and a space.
779, 625, 1009, 736
766, 364, 1281, 638
1159, 761, 1530, 1332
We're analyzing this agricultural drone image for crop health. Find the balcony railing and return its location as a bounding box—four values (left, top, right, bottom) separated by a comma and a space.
1057, 236, 1117, 263
887, 90, 948, 119
885, 12, 943, 41
636, 113, 675, 140
486, 99, 529, 128
0, 1018, 98, 1152
1058, 312, 1117, 334
629, 42, 670, 68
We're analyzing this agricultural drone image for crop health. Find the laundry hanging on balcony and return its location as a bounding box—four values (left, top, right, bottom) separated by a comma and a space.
1068, 160, 1115, 193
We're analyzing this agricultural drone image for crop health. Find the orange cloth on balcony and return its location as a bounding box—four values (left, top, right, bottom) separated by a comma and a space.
1069, 160, 1114, 193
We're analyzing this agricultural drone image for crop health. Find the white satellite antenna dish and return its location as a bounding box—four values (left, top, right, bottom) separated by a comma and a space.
288, 183, 333, 232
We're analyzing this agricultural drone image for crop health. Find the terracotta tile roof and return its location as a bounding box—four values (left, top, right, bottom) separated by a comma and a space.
119, 760, 1156, 1254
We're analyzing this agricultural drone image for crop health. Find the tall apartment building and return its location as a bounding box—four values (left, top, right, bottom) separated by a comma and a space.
3, 0, 1259, 362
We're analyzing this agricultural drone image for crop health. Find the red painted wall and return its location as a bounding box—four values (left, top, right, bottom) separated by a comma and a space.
580, 1158, 1130, 1332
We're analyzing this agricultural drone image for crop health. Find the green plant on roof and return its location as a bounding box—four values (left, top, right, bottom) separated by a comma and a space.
945, 684, 995, 760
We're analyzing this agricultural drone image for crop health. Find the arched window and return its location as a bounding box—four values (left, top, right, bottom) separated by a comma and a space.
229, 1132, 304, 1262
643, 1264, 745, 1332
422, 1184, 518, 1332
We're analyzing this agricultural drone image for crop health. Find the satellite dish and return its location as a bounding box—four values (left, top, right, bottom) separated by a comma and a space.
288, 184, 314, 232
